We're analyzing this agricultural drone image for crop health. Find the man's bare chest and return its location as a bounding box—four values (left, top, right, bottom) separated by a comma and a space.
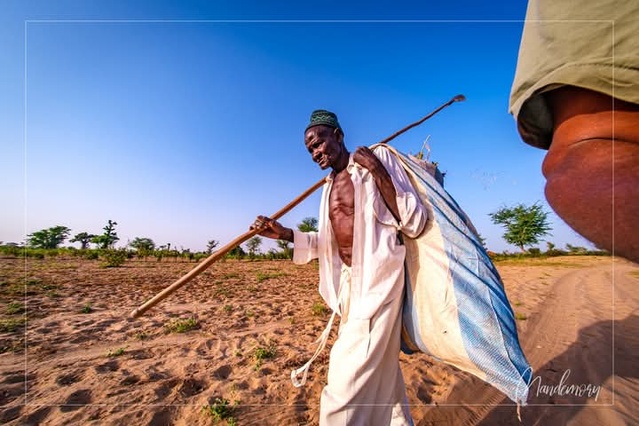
328, 172, 355, 264
328, 172, 355, 220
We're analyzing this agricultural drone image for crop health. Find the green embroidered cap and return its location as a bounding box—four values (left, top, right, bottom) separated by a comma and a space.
305, 109, 342, 133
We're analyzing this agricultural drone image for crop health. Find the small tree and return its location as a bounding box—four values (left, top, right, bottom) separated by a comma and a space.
245, 236, 262, 260
181, 248, 195, 262
565, 244, 587, 255
298, 217, 318, 233
276, 239, 292, 259
129, 237, 155, 258
27, 226, 71, 249
92, 220, 119, 249
206, 240, 219, 254
489, 203, 552, 252
70, 232, 97, 250
227, 245, 246, 259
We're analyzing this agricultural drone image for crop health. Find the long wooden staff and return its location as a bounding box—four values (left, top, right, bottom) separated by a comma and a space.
129, 94, 465, 318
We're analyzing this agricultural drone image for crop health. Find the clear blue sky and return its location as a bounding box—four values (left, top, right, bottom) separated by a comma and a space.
0, 1, 595, 253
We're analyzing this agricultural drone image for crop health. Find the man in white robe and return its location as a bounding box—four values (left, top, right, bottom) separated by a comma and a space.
252, 110, 427, 425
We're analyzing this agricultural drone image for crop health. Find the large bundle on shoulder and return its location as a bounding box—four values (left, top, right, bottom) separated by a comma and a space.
375, 144, 532, 405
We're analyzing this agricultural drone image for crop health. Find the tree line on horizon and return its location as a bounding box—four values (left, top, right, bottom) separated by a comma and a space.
0, 217, 322, 265
1, 205, 607, 264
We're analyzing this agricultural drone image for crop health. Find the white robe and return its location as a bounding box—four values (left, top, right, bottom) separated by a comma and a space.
293, 145, 427, 319
293, 145, 427, 425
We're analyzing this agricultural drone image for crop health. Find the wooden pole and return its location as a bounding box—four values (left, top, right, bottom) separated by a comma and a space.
129, 179, 325, 318
129, 94, 465, 318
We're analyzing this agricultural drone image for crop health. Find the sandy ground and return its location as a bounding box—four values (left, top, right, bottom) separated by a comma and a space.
1, 255, 637, 425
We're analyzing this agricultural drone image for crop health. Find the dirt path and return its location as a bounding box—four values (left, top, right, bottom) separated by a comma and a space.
415, 257, 639, 425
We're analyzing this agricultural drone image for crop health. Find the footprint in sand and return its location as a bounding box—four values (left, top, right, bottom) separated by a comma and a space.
23, 406, 52, 425
259, 367, 274, 376
0, 406, 22, 423
194, 338, 218, 355
119, 373, 141, 386
94, 319, 119, 330
94, 360, 119, 374
416, 385, 433, 403
154, 378, 179, 400
149, 408, 175, 426
69, 335, 91, 344
60, 389, 92, 412
178, 378, 206, 397
144, 367, 167, 382
3, 372, 35, 384
127, 348, 154, 360
212, 365, 232, 380
55, 370, 84, 386
35, 326, 54, 335
234, 380, 249, 391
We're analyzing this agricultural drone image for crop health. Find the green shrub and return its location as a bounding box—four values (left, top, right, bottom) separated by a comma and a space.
107, 347, 126, 357
527, 248, 541, 256
253, 342, 277, 370
311, 302, 329, 316
6, 302, 24, 315
256, 271, 287, 282
84, 250, 99, 260
100, 249, 127, 267
222, 272, 241, 280
0, 245, 21, 257
164, 317, 199, 333
0, 318, 25, 332
203, 397, 237, 423
254, 344, 276, 361
26, 278, 41, 286
545, 249, 567, 257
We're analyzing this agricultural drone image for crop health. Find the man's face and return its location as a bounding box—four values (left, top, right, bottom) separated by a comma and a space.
304, 125, 344, 170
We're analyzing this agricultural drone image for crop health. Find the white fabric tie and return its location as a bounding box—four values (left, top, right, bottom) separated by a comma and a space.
291, 264, 351, 387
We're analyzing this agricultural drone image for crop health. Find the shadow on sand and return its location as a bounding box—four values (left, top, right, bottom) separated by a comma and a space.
477, 314, 639, 425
